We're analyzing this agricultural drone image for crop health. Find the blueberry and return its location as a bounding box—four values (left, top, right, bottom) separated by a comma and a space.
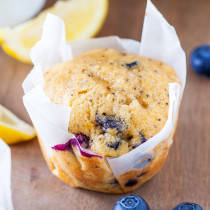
190, 45, 210, 76
75, 133, 89, 148
107, 141, 121, 150
137, 171, 148, 178
139, 132, 147, 144
173, 202, 203, 210
96, 113, 125, 132
124, 61, 138, 69
132, 144, 140, 149
125, 179, 138, 187
113, 195, 150, 210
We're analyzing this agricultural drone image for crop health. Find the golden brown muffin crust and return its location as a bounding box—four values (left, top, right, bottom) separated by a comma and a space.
44, 48, 179, 158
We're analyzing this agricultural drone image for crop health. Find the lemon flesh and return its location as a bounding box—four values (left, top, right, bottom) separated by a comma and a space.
0, 0, 108, 63
0, 105, 36, 144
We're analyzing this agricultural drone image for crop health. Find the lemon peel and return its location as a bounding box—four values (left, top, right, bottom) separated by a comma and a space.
0, 105, 36, 144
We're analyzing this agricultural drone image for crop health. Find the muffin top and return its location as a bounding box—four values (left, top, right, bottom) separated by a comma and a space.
44, 48, 179, 157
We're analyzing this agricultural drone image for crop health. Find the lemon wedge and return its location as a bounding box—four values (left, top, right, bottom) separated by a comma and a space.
0, 105, 36, 144
0, 0, 108, 63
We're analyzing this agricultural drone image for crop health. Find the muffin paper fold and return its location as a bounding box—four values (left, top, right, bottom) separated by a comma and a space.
0, 139, 13, 210
23, 0, 186, 181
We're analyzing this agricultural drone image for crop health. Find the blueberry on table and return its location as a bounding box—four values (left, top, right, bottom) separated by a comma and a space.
190, 45, 210, 76
113, 195, 150, 210
173, 202, 203, 210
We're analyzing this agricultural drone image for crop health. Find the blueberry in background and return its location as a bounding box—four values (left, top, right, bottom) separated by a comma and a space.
113, 195, 150, 210
190, 45, 210, 76
173, 202, 203, 210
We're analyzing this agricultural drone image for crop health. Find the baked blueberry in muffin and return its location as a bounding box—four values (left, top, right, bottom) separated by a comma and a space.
40, 48, 180, 193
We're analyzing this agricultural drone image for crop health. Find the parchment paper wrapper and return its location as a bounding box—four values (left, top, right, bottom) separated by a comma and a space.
23, 0, 186, 193
0, 139, 13, 210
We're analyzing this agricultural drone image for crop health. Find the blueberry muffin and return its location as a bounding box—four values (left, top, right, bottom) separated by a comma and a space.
40, 48, 180, 193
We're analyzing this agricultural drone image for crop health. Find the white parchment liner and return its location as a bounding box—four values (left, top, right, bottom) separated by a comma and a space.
23, 0, 186, 179
0, 139, 13, 210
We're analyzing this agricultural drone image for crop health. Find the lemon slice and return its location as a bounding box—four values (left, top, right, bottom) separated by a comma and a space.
0, 0, 108, 63
0, 105, 36, 144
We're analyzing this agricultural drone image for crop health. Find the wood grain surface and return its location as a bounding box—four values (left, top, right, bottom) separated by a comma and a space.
0, 0, 209, 209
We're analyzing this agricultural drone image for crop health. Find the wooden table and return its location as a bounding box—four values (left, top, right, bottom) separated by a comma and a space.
0, 0, 209, 209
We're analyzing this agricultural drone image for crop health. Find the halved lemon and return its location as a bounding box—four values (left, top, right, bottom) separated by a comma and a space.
0, 0, 108, 63
0, 105, 36, 144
